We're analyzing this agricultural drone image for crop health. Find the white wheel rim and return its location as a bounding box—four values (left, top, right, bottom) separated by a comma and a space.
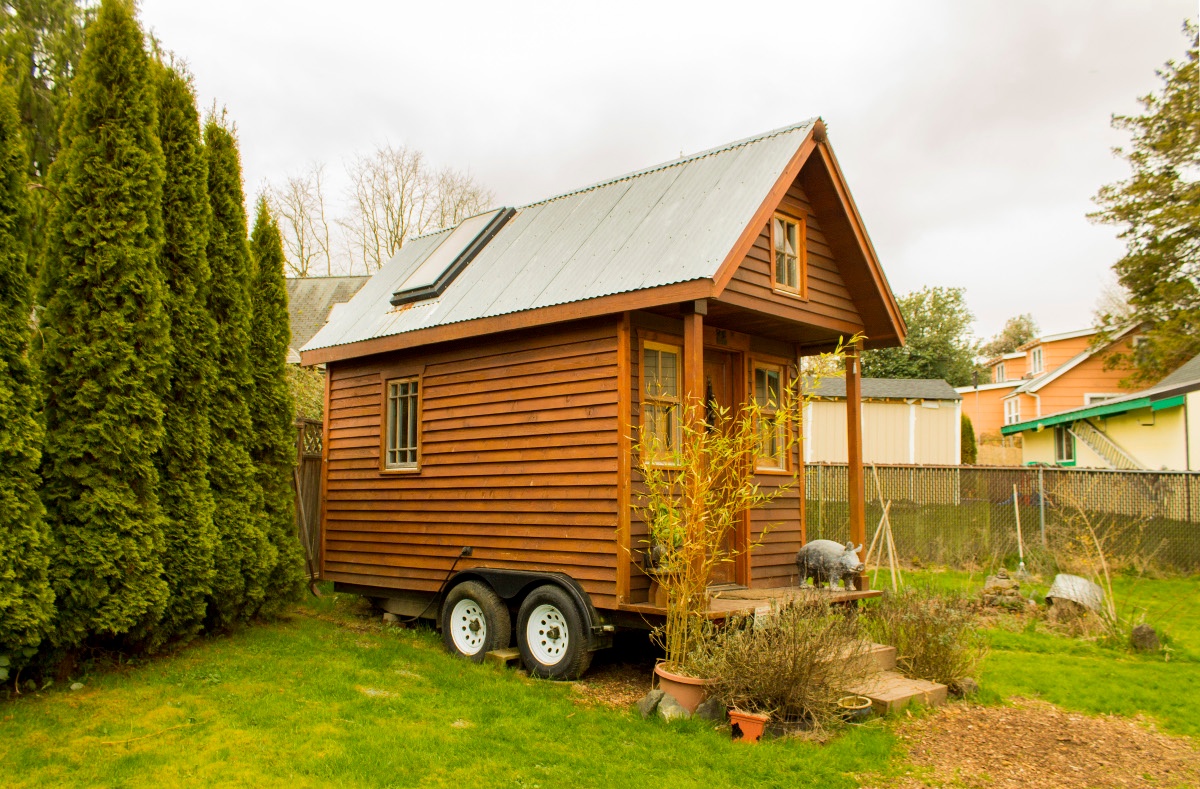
450, 598, 487, 656
526, 603, 569, 666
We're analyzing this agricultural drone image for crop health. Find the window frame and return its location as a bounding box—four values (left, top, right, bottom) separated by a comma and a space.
751, 360, 791, 473
1029, 346, 1044, 374
639, 339, 684, 466
381, 374, 422, 473
770, 211, 807, 299
1003, 397, 1020, 426
1054, 425, 1076, 466
995, 362, 1006, 383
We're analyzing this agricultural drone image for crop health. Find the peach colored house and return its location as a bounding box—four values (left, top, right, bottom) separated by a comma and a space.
957, 327, 1141, 442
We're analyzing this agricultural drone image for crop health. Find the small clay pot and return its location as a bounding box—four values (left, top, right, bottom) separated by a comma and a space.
653, 663, 714, 714
837, 695, 874, 723
728, 709, 770, 743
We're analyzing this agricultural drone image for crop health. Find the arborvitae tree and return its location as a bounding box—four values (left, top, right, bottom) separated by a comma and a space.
0, 75, 54, 667
960, 414, 977, 465
38, 0, 169, 648
204, 114, 273, 626
249, 198, 305, 613
151, 62, 216, 647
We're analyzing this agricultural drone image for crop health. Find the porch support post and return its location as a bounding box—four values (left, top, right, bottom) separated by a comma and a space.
681, 300, 706, 413
845, 338, 867, 588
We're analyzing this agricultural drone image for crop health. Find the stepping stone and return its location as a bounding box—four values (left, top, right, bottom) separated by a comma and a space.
484, 648, 521, 667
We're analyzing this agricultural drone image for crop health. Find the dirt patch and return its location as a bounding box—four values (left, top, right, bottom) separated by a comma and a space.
885, 698, 1200, 789
569, 661, 653, 709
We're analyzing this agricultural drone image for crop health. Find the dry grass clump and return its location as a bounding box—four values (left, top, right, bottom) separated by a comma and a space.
865, 585, 987, 686
690, 596, 871, 727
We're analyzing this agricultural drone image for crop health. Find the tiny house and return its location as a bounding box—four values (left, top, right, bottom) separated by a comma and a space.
301, 119, 906, 678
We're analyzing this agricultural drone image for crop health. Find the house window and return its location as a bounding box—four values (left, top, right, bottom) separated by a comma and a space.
771, 213, 806, 297
1055, 426, 1075, 464
1085, 393, 1119, 406
1003, 397, 1020, 425
385, 377, 420, 469
1029, 347, 1044, 374
753, 364, 788, 470
642, 342, 682, 462
995, 362, 1006, 383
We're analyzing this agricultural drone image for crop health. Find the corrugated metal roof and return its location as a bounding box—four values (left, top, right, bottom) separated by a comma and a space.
810, 377, 963, 401
303, 119, 817, 353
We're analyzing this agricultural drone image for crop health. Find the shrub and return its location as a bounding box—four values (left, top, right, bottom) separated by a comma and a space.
690, 597, 872, 727
865, 585, 987, 686
960, 413, 977, 465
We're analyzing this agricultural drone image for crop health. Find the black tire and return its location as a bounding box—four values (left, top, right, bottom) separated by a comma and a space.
516, 584, 593, 680
441, 581, 511, 663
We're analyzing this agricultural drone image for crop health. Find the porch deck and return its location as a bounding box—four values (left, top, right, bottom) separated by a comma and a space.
618, 583, 881, 619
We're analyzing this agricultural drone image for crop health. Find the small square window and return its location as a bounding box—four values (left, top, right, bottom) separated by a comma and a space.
385, 377, 419, 469
771, 213, 806, 297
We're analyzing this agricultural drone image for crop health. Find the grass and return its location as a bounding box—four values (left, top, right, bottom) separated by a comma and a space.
2, 571, 1197, 787
0, 591, 897, 789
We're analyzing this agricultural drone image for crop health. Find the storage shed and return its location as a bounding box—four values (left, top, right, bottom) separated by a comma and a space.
804, 378, 962, 465
301, 119, 907, 677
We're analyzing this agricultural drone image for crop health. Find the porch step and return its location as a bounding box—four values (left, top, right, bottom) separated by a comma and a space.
845, 670, 947, 715
863, 643, 897, 673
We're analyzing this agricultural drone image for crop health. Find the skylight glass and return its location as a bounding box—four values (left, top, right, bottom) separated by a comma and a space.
390, 207, 514, 306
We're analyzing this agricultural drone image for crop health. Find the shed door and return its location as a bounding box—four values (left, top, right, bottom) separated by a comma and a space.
704, 350, 740, 585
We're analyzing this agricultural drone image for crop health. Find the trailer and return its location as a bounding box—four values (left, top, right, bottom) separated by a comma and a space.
300, 119, 905, 678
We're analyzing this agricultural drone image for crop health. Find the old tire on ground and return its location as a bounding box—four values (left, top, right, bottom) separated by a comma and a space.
441, 581, 511, 662
517, 584, 593, 680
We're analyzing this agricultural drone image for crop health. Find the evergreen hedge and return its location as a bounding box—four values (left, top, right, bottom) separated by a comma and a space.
249, 199, 306, 612
0, 74, 54, 668
152, 63, 217, 647
204, 115, 273, 626
38, 0, 170, 648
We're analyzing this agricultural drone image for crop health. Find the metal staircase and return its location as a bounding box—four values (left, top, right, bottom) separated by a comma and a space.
1068, 419, 1144, 470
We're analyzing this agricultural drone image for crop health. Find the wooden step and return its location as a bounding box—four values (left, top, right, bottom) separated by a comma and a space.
484, 648, 521, 667
844, 670, 947, 715
863, 643, 896, 673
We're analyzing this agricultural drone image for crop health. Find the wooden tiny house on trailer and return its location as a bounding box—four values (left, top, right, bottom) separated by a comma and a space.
301, 120, 906, 678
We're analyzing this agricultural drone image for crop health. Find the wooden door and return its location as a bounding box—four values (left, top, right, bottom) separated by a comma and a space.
703, 350, 739, 585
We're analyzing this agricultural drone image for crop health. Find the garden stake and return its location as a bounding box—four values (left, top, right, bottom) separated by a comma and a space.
885, 509, 900, 592
1013, 484, 1029, 580
865, 500, 891, 587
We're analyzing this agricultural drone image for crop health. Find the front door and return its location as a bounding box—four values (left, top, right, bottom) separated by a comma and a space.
703, 349, 740, 585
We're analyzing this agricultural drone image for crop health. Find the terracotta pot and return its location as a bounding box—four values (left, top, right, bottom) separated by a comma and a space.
653, 663, 714, 713
728, 709, 770, 743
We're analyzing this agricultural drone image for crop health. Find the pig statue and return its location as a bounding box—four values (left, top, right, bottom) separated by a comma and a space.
795, 540, 865, 591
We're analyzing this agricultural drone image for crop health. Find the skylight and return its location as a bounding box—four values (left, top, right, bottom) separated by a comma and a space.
390, 207, 515, 307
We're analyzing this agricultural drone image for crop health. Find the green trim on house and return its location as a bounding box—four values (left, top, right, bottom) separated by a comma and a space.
1151, 395, 1185, 412
1001, 397, 1154, 435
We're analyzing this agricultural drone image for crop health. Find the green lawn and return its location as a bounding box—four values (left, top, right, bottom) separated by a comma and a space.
2, 572, 1197, 788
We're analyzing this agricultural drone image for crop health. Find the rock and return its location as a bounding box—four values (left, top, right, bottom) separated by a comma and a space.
949, 677, 980, 698
70, 682, 84, 691
382, 612, 400, 625
981, 568, 1024, 609
637, 688, 665, 719
657, 693, 690, 722
694, 697, 726, 723
1131, 624, 1160, 652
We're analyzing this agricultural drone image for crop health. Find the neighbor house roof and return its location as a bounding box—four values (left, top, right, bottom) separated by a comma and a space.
1000, 352, 1200, 435
1004, 324, 1141, 397
301, 119, 906, 364
809, 377, 961, 401
286, 276, 370, 361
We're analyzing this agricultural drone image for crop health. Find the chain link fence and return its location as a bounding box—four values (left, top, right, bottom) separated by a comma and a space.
805, 464, 1200, 574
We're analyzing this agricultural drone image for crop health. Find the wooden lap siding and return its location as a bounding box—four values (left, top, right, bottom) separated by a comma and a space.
721, 181, 863, 335
322, 318, 622, 610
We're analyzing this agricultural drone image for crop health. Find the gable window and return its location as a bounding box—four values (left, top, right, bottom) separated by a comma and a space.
1029, 347, 1044, 374
1003, 397, 1020, 425
995, 362, 1006, 383
1054, 426, 1075, 465
771, 213, 806, 298
642, 342, 682, 463
384, 377, 420, 470
753, 363, 788, 470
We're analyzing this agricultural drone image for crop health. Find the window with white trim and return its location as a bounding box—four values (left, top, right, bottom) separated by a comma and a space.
771, 213, 806, 297
642, 342, 682, 463
1029, 347, 1044, 374
384, 377, 419, 469
1084, 393, 1120, 406
753, 363, 788, 470
995, 362, 1006, 383
1055, 426, 1075, 464
1003, 397, 1020, 425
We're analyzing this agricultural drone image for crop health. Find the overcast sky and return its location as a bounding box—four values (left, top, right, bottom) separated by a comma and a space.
139, 0, 1194, 342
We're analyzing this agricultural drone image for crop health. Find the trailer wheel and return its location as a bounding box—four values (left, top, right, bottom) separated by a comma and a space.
517, 585, 592, 680
441, 581, 511, 662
